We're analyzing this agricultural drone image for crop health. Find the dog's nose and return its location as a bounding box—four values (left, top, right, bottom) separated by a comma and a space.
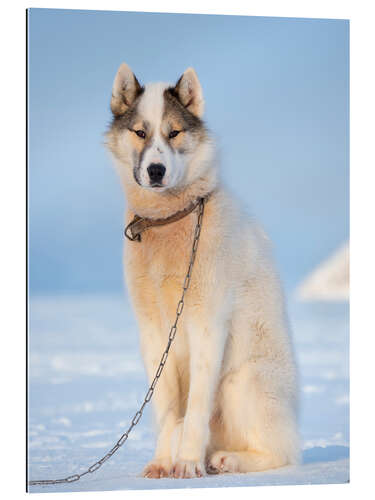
147, 163, 166, 184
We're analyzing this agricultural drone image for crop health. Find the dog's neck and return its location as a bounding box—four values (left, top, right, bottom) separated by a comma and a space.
124, 168, 218, 219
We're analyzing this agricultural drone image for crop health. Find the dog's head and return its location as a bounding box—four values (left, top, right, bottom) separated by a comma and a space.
106, 63, 214, 194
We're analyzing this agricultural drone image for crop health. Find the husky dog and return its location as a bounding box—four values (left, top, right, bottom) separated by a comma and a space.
106, 63, 300, 479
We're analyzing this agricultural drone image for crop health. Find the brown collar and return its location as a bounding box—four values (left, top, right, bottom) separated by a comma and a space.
124, 197, 205, 242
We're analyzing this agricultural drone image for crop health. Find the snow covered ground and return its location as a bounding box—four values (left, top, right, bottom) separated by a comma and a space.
28, 294, 349, 493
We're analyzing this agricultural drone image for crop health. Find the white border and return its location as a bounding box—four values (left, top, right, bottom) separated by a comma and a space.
1, 1, 374, 499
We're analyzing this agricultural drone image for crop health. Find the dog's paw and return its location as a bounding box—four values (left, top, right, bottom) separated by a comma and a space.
207, 451, 240, 473
142, 458, 172, 478
171, 459, 205, 478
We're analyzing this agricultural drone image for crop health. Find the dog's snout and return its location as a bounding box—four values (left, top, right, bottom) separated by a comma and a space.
147, 163, 166, 185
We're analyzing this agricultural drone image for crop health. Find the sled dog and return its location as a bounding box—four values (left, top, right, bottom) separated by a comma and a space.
106, 63, 300, 478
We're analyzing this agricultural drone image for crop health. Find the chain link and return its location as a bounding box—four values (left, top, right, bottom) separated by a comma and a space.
28, 198, 205, 487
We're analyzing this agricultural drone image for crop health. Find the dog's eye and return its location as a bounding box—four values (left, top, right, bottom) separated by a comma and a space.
169, 130, 180, 139
135, 130, 146, 139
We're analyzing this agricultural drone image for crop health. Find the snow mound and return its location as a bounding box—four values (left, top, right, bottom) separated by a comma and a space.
296, 243, 349, 302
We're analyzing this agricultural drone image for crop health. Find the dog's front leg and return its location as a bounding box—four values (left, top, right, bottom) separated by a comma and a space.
172, 316, 226, 478
125, 265, 181, 478
139, 320, 180, 479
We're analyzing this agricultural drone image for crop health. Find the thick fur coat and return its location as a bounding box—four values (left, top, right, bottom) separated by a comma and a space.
106, 63, 300, 479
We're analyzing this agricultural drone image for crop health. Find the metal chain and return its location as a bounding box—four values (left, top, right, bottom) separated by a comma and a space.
28, 198, 205, 487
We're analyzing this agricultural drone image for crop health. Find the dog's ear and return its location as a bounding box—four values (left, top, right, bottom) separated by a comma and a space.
111, 63, 142, 116
173, 68, 204, 118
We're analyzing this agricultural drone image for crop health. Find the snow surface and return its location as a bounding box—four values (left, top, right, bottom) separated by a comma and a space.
28, 294, 349, 493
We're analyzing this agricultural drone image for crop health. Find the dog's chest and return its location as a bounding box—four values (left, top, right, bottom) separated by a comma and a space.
138, 216, 195, 282
129, 218, 195, 380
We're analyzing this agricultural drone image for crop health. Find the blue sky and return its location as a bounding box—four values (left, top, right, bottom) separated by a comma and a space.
28, 9, 349, 295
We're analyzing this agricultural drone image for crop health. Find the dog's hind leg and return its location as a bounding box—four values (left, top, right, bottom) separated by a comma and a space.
207, 301, 300, 474
207, 373, 300, 473
208, 449, 289, 474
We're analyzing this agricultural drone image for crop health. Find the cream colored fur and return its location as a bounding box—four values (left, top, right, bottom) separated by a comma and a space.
107, 64, 300, 479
